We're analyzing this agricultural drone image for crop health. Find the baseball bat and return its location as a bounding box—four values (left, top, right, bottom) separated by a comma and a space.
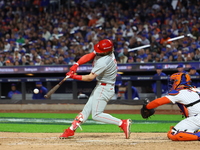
44, 76, 69, 98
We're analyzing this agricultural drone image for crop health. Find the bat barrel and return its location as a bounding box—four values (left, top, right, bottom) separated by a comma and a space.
44, 95, 49, 98
44, 84, 61, 99
43, 76, 69, 99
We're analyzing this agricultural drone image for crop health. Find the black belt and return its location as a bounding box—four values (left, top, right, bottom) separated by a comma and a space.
185, 99, 200, 108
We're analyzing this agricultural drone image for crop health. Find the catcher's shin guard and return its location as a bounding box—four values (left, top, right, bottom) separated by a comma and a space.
70, 113, 84, 130
167, 126, 200, 141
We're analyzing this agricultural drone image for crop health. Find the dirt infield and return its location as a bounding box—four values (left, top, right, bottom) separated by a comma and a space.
1, 109, 198, 150
0, 132, 199, 150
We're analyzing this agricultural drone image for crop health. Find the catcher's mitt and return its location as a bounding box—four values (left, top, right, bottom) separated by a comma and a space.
141, 98, 155, 119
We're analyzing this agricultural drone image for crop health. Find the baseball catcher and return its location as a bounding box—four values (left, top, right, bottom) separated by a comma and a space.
141, 72, 200, 141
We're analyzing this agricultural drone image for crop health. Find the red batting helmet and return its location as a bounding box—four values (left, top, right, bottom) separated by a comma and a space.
94, 39, 113, 53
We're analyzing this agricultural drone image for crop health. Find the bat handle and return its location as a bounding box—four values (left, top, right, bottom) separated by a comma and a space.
64, 76, 70, 80
65, 76, 70, 79
58, 76, 70, 85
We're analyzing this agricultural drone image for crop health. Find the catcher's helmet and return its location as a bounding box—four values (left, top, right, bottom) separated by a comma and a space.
169, 72, 191, 91
94, 39, 113, 54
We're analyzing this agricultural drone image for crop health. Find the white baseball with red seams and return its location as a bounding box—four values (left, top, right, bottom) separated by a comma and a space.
33, 89, 39, 94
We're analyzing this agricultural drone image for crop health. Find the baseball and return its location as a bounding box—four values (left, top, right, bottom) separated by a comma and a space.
33, 88, 39, 94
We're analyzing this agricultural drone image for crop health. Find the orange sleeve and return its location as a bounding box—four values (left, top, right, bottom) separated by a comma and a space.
88, 19, 97, 27
77, 52, 96, 65
160, 37, 172, 44
166, 37, 172, 44
146, 97, 171, 109
160, 39, 164, 44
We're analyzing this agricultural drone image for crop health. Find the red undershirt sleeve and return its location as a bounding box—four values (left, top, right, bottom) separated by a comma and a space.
77, 52, 96, 65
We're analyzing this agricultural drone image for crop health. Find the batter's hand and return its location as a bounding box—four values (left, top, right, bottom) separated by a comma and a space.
66, 71, 74, 78
70, 63, 79, 73
66, 72, 82, 81
66, 71, 73, 76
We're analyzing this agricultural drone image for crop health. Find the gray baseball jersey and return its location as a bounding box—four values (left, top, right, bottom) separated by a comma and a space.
80, 53, 122, 126
91, 53, 117, 84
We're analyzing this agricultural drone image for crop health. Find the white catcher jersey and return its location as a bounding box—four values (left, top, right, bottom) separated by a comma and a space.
91, 53, 117, 84
166, 88, 200, 117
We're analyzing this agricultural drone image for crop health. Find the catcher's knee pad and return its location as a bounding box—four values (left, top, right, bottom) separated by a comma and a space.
167, 128, 199, 141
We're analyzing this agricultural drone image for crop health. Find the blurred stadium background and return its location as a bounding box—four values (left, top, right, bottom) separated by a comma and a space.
0, 0, 200, 111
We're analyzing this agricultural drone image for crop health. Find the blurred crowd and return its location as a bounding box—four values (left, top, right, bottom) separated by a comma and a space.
0, 0, 200, 66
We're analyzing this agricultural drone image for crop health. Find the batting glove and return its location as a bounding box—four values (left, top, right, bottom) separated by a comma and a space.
70, 63, 79, 73
66, 71, 73, 76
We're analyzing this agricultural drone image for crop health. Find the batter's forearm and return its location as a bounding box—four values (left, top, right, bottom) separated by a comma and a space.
72, 75, 94, 81
72, 73, 95, 82
81, 75, 95, 82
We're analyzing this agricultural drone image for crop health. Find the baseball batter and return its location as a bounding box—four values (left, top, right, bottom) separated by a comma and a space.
59, 39, 131, 139
143, 72, 200, 141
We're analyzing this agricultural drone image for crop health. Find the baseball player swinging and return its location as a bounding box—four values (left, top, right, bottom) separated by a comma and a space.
59, 39, 132, 139
141, 72, 200, 141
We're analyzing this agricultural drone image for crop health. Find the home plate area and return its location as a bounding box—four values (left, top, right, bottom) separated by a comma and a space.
0, 132, 199, 150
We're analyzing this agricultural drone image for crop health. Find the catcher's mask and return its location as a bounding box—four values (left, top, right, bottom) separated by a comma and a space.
94, 39, 113, 54
169, 72, 191, 91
